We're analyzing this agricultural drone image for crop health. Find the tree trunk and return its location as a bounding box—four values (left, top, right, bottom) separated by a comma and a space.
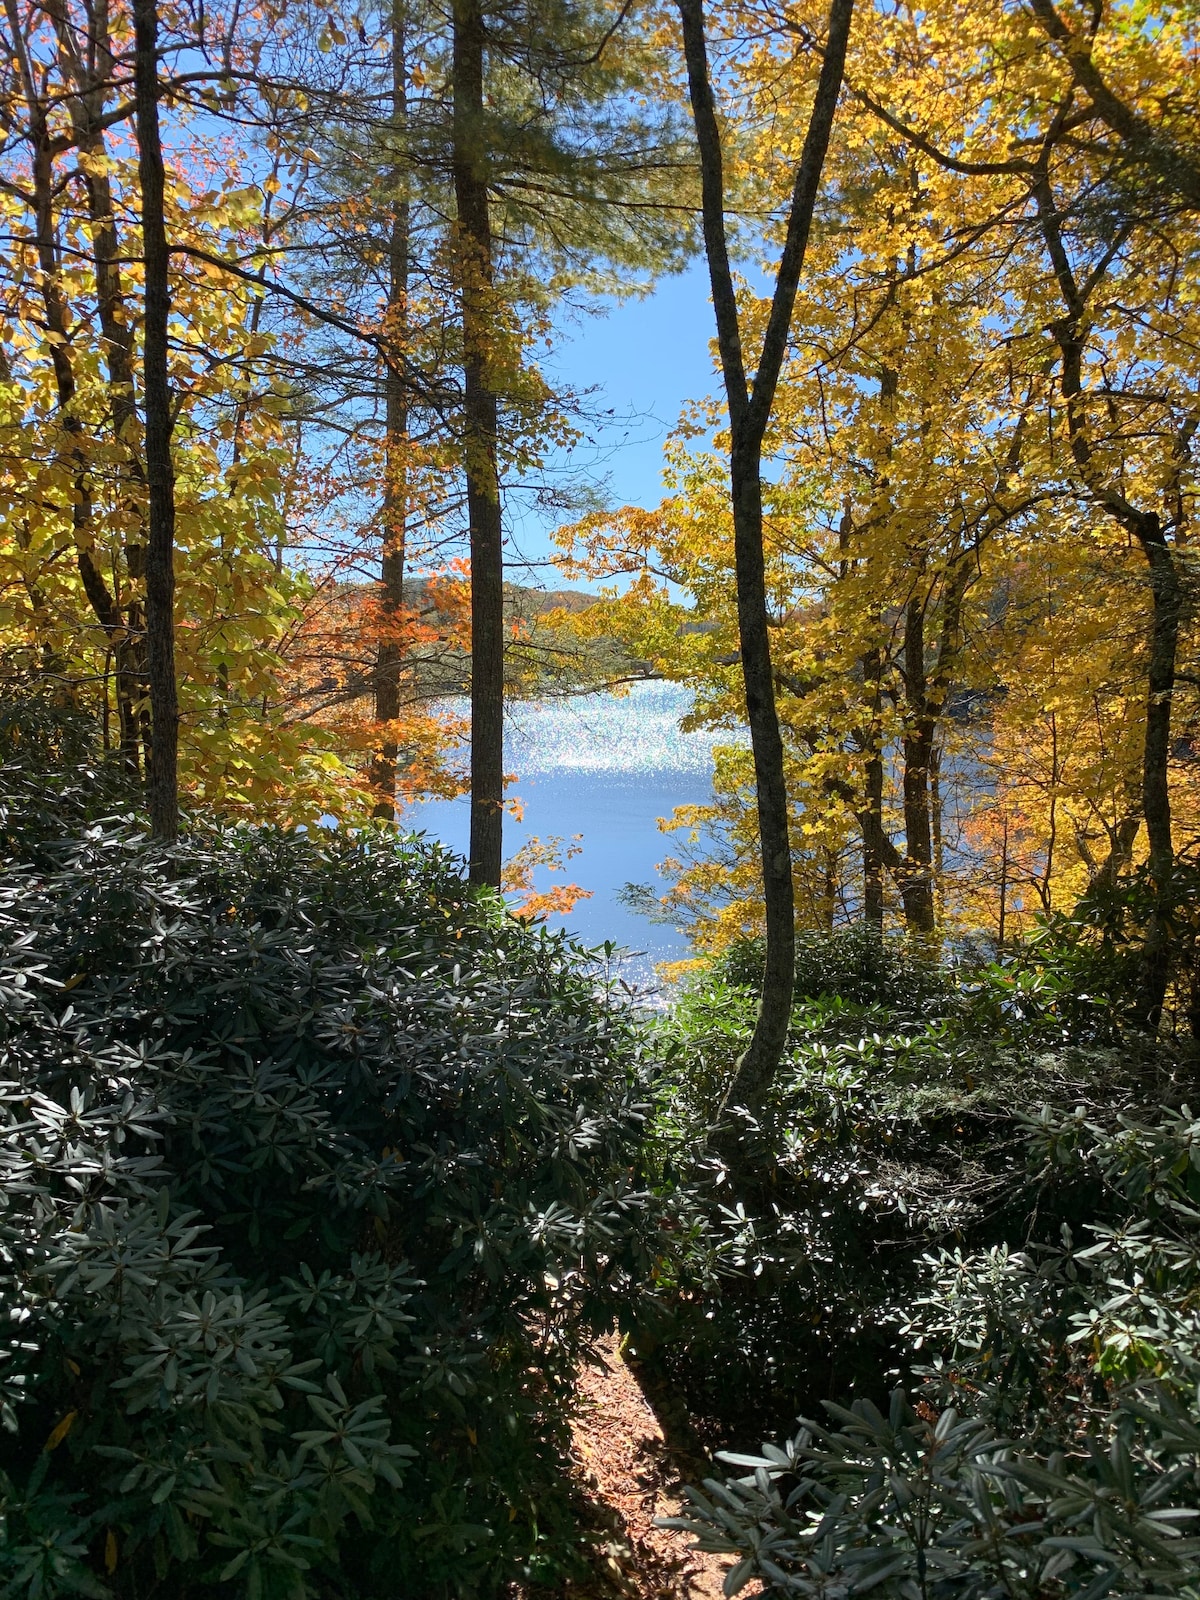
452, 0, 505, 888
133, 0, 179, 841
1093, 812, 1141, 890
677, 0, 853, 1116
820, 848, 837, 930
729, 444, 795, 1103
1137, 525, 1181, 1021
930, 743, 944, 923
857, 365, 897, 932
900, 595, 936, 934
7, 0, 144, 767
52, 0, 143, 462
372, 0, 411, 821
860, 646, 885, 927
50, 0, 150, 772
997, 812, 1009, 945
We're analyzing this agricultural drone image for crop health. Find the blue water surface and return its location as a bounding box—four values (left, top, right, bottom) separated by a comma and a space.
403, 682, 735, 994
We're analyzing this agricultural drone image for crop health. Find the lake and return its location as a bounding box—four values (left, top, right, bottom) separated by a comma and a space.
403, 681, 732, 994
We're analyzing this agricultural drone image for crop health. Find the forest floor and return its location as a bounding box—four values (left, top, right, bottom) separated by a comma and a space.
527, 1333, 755, 1600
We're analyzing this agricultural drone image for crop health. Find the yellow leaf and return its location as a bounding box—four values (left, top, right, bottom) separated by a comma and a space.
105, 1531, 118, 1574
45, 1410, 77, 1451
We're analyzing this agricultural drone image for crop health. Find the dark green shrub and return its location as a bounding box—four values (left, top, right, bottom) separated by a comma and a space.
719, 921, 1120, 1047
636, 936, 1188, 1442
0, 800, 653, 1597
0, 682, 138, 860
718, 925, 961, 1021
968, 857, 1200, 1044
668, 1105, 1200, 1597
672, 1385, 1200, 1598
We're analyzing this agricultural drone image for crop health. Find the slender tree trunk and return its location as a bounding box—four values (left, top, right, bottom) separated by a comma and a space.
728, 444, 795, 1101
820, 848, 837, 931
1037, 710, 1059, 912
841, 511, 884, 929
677, 0, 853, 1117
5, 0, 143, 765
1138, 527, 1181, 1017
930, 743, 944, 923
51, 0, 143, 462
900, 595, 936, 934
133, 0, 179, 841
452, 0, 505, 887
860, 646, 885, 928
898, 552, 970, 934
372, 0, 411, 820
997, 813, 1009, 945
857, 364, 898, 931
50, 0, 150, 771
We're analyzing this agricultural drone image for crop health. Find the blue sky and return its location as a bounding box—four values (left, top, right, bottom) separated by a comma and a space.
504, 262, 719, 585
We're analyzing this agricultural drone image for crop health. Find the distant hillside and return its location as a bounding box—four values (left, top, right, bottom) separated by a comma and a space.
388, 577, 645, 698
401, 577, 598, 619
512, 586, 598, 615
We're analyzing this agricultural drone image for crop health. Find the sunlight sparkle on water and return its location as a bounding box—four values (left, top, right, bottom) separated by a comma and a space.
504, 681, 736, 774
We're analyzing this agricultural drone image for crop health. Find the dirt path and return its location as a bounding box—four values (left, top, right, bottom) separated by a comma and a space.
546, 1334, 755, 1600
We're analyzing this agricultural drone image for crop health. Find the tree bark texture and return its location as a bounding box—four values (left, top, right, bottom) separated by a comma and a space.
452, 0, 505, 887
1138, 526, 1182, 1017
372, 0, 411, 820
133, 0, 179, 841
677, 0, 853, 1114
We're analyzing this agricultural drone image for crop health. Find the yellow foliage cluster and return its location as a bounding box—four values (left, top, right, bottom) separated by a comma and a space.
558, 0, 1200, 949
